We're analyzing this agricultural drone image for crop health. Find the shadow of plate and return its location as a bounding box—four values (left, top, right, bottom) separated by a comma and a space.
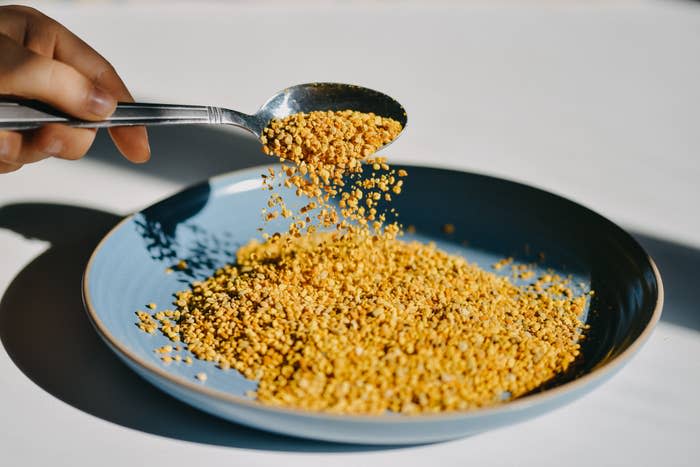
0, 202, 405, 453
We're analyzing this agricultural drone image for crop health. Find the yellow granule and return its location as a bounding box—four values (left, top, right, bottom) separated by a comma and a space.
493, 257, 514, 271
170, 230, 587, 414
260, 110, 403, 237
154, 345, 172, 354
135, 311, 157, 334
136, 109, 590, 415
261, 110, 402, 180
442, 223, 455, 235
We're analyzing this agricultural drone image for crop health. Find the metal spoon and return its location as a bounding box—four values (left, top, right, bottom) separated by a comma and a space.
0, 82, 407, 145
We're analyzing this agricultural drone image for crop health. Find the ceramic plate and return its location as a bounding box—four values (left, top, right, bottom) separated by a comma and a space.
83, 164, 662, 444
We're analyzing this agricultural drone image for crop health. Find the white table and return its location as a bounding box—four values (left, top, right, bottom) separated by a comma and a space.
1, 2, 698, 465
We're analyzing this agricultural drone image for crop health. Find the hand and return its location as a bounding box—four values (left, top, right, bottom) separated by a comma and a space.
0, 5, 150, 173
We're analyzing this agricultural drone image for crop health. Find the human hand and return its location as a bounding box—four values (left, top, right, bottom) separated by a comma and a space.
0, 5, 150, 173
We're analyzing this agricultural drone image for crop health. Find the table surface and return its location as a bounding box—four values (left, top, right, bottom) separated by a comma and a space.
1, 1, 699, 466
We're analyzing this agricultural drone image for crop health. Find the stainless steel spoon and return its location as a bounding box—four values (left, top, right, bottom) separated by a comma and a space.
0, 82, 407, 144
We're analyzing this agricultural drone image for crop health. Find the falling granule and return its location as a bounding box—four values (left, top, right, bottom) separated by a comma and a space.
442, 224, 455, 235
259, 110, 404, 237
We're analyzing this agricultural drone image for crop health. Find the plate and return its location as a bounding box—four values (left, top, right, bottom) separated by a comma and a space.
83, 164, 662, 444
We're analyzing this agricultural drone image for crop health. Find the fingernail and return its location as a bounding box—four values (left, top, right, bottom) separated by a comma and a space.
0, 137, 9, 157
45, 138, 64, 156
87, 85, 116, 118
144, 128, 151, 155
133, 127, 151, 163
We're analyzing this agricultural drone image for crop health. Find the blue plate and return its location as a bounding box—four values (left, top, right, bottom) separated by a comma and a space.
83, 164, 662, 444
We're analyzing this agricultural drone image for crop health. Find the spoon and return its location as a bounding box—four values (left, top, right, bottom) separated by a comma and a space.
0, 82, 407, 146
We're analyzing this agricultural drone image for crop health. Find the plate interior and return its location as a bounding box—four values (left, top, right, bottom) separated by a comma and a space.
85, 165, 658, 409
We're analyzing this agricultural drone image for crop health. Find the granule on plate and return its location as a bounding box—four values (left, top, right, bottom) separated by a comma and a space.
164, 230, 587, 415
155, 345, 172, 354
135, 311, 157, 334
492, 257, 513, 271
136, 108, 590, 415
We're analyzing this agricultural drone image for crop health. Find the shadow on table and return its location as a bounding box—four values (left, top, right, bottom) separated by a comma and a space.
0, 202, 406, 453
0, 202, 697, 454
633, 233, 700, 331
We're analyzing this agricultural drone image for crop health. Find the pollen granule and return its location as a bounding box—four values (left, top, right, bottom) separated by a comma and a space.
137, 109, 589, 415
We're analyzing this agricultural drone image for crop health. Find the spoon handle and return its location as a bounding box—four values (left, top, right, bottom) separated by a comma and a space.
0, 101, 229, 130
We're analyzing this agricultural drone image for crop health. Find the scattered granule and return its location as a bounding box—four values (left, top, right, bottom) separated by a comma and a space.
167, 230, 587, 415
165, 267, 174, 274
155, 345, 173, 354
147, 303, 157, 310
174, 355, 182, 362
442, 223, 455, 235
135, 311, 157, 334
160, 321, 181, 342
492, 257, 513, 271
184, 356, 193, 365
511, 263, 536, 280
147, 309, 182, 342
177, 260, 188, 270
518, 270, 535, 280
195, 372, 207, 382
161, 355, 173, 364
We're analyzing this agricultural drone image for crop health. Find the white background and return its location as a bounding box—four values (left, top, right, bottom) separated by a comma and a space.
0, 1, 698, 466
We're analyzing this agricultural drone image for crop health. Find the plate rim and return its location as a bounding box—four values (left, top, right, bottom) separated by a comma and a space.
82, 163, 664, 423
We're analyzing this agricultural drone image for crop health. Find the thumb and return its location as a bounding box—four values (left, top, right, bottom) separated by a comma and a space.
0, 33, 116, 120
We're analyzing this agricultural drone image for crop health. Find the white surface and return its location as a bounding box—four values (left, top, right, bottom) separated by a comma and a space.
1, 1, 699, 466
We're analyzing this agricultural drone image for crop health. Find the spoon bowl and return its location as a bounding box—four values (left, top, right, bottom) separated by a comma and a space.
250, 82, 408, 136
